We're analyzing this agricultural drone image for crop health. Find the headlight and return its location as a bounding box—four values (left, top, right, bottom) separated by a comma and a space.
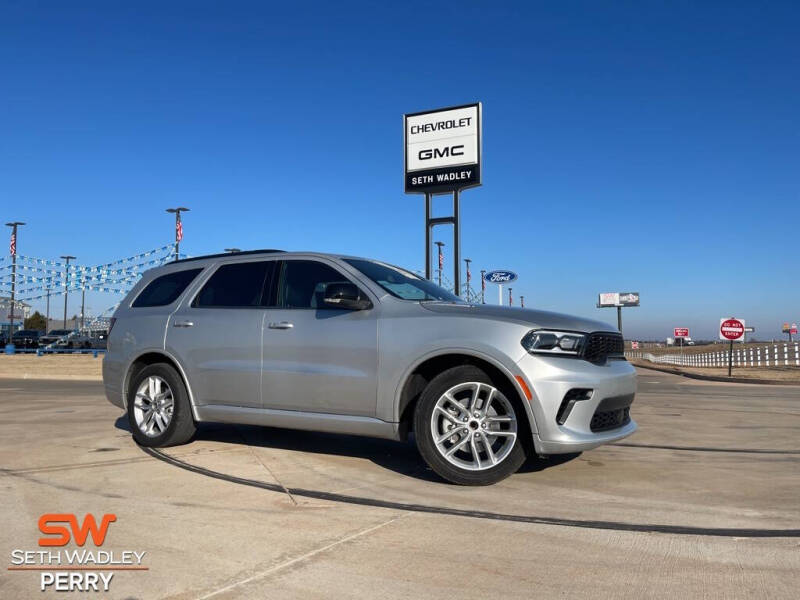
521, 330, 587, 356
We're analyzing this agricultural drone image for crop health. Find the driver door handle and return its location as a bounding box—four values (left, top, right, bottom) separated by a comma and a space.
173, 320, 194, 328
268, 321, 294, 330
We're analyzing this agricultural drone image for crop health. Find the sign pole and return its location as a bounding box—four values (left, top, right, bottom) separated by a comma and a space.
498, 284, 503, 306
424, 193, 432, 280
728, 339, 733, 377
453, 190, 460, 297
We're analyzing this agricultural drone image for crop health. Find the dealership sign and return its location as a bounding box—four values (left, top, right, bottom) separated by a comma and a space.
404, 103, 481, 193
674, 327, 689, 338
597, 292, 640, 307
719, 318, 745, 341
484, 270, 518, 284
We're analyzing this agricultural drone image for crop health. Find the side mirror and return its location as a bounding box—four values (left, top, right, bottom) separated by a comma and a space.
323, 282, 371, 310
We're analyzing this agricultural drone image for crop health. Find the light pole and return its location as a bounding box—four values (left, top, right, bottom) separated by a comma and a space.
5, 222, 25, 340
166, 207, 189, 261
80, 281, 86, 331
46, 288, 51, 332
60, 255, 76, 329
464, 258, 472, 299
480, 269, 486, 304
434, 241, 445, 287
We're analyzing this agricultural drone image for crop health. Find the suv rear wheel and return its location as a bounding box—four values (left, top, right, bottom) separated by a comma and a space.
414, 365, 527, 485
128, 363, 195, 447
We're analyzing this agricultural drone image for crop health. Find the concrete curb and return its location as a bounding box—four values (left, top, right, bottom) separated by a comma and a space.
632, 362, 800, 386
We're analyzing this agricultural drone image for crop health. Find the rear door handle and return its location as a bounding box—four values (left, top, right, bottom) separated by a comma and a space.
173, 320, 194, 328
268, 321, 294, 330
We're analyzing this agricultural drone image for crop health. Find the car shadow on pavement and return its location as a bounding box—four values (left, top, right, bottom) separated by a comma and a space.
114, 416, 579, 484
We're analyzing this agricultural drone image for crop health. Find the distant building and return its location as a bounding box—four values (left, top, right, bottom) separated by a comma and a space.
0, 296, 32, 334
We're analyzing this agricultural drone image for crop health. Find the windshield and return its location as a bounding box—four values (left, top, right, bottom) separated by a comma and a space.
344, 258, 464, 303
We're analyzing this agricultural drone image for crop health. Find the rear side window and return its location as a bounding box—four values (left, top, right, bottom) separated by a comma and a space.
132, 268, 202, 308
278, 260, 353, 309
193, 261, 274, 307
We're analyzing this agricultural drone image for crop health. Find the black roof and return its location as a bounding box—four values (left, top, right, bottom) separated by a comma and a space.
173, 249, 285, 264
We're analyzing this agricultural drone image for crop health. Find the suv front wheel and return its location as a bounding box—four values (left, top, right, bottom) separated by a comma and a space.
414, 365, 527, 485
127, 363, 196, 447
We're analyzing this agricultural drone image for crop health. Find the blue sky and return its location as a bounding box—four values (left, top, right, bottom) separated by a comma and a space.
1, 1, 798, 339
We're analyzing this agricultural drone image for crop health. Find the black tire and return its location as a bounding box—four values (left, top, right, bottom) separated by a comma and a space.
414, 365, 528, 485
127, 363, 196, 447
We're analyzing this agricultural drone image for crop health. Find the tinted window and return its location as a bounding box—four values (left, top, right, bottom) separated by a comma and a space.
132, 268, 202, 308
194, 261, 274, 307
279, 260, 353, 309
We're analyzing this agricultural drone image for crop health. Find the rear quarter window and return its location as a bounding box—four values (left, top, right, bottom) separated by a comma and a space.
132, 268, 202, 308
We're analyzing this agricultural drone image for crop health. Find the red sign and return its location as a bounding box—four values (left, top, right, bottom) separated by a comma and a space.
791, 323, 798, 335
674, 328, 689, 338
720, 318, 745, 341
631, 341, 640, 349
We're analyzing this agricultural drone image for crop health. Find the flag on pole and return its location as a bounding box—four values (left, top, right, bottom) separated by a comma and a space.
466, 265, 471, 283
509, 288, 513, 306
176, 215, 184, 242
438, 247, 443, 270
9, 231, 16, 256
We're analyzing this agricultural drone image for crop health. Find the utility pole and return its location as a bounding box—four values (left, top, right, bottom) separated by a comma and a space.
434, 241, 445, 287
5, 222, 25, 341
480, 269, 486, 304
166, 207, 189, 261
60, 255, 76, 329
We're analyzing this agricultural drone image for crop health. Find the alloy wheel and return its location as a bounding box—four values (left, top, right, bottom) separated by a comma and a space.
133, 375, 174, 437
430, 381, 518, 471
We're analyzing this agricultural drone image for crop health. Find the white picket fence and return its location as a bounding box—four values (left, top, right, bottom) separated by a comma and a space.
627, 343, 800, 368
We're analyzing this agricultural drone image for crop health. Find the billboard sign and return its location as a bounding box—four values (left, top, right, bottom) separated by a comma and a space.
404, 103, 481, 193
484, 270, 518, 284
674, 328, 689, 338
719, 318, 745, 341
598, 292, 640, 307
782, 322, 790, 333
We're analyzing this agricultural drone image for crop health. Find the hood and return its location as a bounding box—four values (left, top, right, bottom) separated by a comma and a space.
420, 302, 617, 333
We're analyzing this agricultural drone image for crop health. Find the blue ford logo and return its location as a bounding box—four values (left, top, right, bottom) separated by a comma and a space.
484, 270, 518, 283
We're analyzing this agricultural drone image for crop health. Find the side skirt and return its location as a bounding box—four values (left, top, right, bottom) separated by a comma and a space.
194, 405, 402, 441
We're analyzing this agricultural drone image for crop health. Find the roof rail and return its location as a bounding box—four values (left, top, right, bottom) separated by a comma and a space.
173, 249, 285, 264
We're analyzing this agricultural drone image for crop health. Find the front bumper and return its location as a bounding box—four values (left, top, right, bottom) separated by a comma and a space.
515, 353, 637, 454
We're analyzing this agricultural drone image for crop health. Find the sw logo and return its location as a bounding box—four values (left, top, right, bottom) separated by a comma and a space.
6, 512, 146, 592
38, 513, 117, 547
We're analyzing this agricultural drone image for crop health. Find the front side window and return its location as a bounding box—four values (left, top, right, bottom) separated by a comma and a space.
132, 268, 202, 308
344, 259, 463, 302
194, 261, 275, 308
278, 260, 354, 309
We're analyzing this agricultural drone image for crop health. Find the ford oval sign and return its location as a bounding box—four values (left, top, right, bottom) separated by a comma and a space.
484, 270, 518, 284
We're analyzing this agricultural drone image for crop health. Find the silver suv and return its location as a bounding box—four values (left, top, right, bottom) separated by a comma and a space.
103, 250, 636, 485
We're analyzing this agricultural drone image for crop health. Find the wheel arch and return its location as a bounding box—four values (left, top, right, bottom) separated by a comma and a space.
124, 350, 199, 421
395, 350, 538, 447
